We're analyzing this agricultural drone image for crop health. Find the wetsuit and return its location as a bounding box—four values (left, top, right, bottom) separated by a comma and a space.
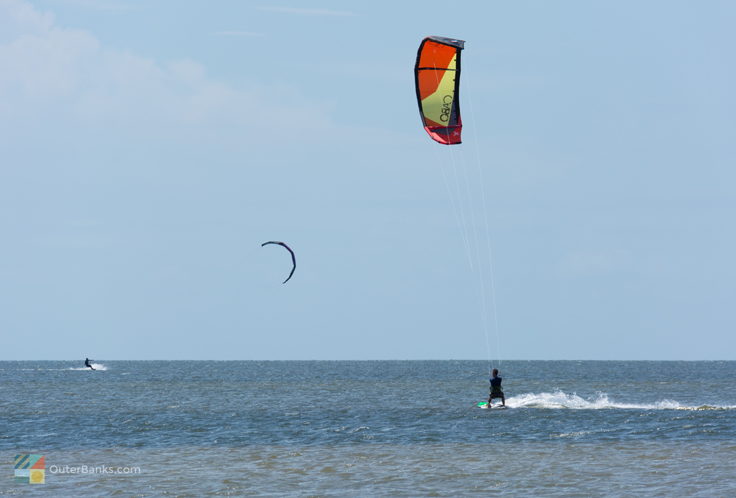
489, 376, 504, 403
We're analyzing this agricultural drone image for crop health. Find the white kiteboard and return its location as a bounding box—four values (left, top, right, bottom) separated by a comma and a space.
477, 402, 507, 410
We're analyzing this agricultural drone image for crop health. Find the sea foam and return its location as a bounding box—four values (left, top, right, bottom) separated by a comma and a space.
507, 391, 735, 410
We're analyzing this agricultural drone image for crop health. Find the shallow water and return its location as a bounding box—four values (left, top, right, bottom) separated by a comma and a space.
2, 361, 735, 495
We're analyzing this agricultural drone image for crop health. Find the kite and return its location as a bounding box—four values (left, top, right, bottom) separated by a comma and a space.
261, 241, 296, 284
414, 36, 465, 145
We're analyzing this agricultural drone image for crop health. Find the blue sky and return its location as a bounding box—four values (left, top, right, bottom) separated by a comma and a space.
1, 0, 734, 360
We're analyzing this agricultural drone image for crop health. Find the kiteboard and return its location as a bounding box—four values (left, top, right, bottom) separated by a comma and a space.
477, 402, 507, 410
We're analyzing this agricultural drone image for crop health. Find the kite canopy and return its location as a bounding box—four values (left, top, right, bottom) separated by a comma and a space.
414, 36, 465, 145
261, 241, 296, 284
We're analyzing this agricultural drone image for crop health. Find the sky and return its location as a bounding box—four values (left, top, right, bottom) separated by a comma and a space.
1, 0, 734, 360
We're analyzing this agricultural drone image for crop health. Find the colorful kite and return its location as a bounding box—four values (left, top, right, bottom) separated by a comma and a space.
414, 36, 465, 145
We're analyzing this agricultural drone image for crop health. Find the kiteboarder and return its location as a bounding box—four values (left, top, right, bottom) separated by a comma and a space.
84, 358, 95, 370
488, 368, 505, 407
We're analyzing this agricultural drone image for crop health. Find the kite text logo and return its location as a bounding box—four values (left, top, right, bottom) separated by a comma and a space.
440, 95, 453, 122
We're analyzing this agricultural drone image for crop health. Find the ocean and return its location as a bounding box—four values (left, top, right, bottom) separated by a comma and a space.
2, 360, 735, 496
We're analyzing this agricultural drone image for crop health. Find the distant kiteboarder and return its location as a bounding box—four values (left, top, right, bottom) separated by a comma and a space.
488, 368, 505, 407
84, 358, 95, 370
261, 241, 296, 284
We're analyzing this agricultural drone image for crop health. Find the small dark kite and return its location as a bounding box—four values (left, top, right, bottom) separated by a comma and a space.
261, 241, 296, 284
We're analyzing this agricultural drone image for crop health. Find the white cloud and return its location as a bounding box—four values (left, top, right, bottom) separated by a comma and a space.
0, 0, 335, 143
0, 0, 54, 41
213, 30, 265, 38
48, 0, 135, 11
257, 6, 356, 17
0, 24, 100, 98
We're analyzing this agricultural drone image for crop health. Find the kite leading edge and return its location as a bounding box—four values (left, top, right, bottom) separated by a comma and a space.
261, 241, 296, 284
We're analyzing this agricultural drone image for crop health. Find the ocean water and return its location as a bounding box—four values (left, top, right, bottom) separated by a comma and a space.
1, 360, 735, 496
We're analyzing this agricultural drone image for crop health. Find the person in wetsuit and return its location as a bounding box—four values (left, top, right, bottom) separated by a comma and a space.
488, 368, 505, 407
84, 358, 95, 370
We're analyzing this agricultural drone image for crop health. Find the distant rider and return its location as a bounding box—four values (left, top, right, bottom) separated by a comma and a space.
84, 358, 95, 370
488, 368, 505, 407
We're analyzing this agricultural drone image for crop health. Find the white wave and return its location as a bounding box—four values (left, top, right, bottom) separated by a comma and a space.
68, 363, 107, 371
506, 391, 735, 410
